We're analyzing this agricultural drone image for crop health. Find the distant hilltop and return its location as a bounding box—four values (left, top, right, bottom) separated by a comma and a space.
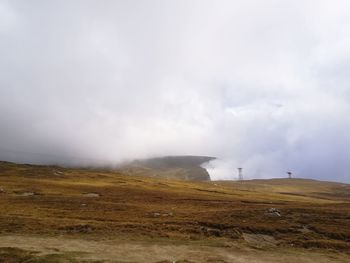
121, 155, 216, 181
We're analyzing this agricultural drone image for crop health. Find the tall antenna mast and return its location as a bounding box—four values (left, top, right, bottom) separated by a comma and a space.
238, 168, 243, 181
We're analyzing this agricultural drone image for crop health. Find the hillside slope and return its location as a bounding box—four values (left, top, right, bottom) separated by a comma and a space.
120, 155, 215, 181
0, 161, 349, 262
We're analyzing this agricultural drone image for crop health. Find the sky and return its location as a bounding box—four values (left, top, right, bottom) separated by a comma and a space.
1, 0, 350, 182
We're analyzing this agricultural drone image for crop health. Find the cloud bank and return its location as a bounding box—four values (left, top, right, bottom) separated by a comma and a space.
1, 0, 350, 182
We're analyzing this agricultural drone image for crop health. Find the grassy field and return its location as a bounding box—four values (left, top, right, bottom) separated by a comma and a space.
0, 161, 349, 262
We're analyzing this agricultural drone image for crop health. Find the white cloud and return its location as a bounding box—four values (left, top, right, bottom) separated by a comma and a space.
0, 0, 350, 182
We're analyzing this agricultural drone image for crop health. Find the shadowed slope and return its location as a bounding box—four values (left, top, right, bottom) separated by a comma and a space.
121, 155, 215, 181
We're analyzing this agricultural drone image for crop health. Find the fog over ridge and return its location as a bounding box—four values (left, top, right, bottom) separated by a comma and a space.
1, 0, 350, 182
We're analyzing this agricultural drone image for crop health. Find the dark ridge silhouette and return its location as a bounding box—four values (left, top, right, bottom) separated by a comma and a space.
123, 155, 216, 181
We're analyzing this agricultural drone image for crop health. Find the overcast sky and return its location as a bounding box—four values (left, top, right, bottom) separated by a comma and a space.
1, 0, 350, 182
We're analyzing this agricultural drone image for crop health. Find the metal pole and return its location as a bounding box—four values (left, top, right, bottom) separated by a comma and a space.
238, 168, 243, 181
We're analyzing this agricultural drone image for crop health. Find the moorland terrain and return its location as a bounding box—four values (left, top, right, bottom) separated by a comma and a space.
0, 158, 349, 262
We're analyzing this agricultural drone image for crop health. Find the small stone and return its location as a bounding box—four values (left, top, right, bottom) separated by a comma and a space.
266, 208, 281, 217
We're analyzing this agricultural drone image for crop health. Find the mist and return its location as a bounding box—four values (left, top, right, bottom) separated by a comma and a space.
1, 0, 350, 182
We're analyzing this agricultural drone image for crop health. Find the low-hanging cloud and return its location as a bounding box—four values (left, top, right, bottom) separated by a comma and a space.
1, 0, 350, 182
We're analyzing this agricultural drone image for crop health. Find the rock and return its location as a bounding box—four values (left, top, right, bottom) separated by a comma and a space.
153, 212, 174, 217
162, 212, 173, 217
266, 208, 281, 217
53, 170, 64, 176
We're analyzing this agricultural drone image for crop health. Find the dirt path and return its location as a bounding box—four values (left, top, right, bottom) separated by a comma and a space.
0, 235, 349, 263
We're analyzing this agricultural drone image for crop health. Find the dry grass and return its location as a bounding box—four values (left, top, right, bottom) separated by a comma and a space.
0, 161, 350, 262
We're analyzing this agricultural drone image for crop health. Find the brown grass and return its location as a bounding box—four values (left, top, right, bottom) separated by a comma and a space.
0, 161, 350, 262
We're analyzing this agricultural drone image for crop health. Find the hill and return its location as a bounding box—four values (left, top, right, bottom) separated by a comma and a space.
119, 155, 215, 181
0, 161, 349, 262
